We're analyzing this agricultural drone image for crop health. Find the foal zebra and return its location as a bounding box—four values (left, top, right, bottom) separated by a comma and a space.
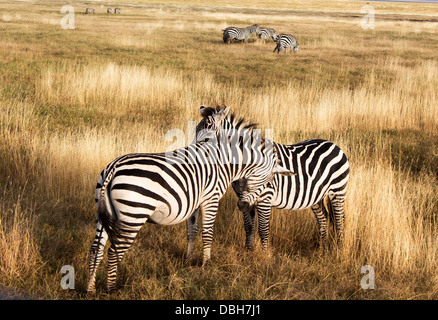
233, 139, 349, 251
274, 34, 299, 54
87, 106, 293, 293
257, 28, 277, 42
223, 24, 260, 44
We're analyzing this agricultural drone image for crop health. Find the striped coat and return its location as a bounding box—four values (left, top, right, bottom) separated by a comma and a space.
86, 106, 293, 293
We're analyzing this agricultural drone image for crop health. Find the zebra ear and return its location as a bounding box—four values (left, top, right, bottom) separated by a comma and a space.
218, 106, 230, 119
200, 105, 207, 117
272, 164, 295, 176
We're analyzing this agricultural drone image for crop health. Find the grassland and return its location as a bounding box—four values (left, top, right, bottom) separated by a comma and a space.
0, 0, 437, 300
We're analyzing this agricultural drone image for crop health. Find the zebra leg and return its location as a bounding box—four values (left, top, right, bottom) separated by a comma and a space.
257, 200, 272, 252
106, 221, 142, 293
311, 200, 328, 251
186, 208, 199, 261
242, 206, 256, 251
329, 193, 346, 248
200, 198, 219, 266
87, 221, 108, 294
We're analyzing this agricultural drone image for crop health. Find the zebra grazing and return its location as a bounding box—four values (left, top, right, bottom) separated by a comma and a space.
273, 34, 299, 54
114, 8, 121, 14
86, 106, 293, 293
257, 28, 277, 42
107, 8, 113, 14
222, 24, 260, 44
232, 139, 349, 252
85, 8, 95, 14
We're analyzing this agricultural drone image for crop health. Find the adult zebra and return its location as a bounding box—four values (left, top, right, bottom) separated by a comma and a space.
273, 34, 299, 54
188, 138, 349, 253
223, 24, 260, 44
86, 106, 293, 293
257, 28, 277, 42
114, 8, 121, 14
85, 8, 95, 14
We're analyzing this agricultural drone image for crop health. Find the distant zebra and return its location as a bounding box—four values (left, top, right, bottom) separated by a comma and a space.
107, 8, 113, 14
114, 8, 121, 14
257, 28, 277, 42
232, 139, 349, 252
85, 8, 95, 14
273, 34, 299, 54
86, 106, 293, 293
222, 24, 260, 44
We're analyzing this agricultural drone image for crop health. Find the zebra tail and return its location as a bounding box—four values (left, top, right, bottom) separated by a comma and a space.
97, 167, 119, 243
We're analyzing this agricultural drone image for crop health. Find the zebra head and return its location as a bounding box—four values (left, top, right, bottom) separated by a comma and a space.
294, 42, 299, 53
235, 141, 294, 212
195, 106, 294, 211
251, 24, 260, 34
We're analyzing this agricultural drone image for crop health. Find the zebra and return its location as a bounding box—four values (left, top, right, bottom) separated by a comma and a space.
232, 139, 349, 252
114, 8, 121, 14
85, 8, 95, 14
222, 24, 260, 44
273, 34, 299, 54
107, 8, 113, 14
257, 28, 277, 42
86, 106, 294, 293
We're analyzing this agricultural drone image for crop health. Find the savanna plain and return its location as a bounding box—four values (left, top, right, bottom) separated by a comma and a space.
0, 0, 437, 300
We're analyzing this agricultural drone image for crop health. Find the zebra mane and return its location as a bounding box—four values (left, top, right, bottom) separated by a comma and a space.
209, 105, 259, 133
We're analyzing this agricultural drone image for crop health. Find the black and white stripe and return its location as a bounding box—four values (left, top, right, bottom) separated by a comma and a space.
107, 8, 113, 14
114, 8, 121, 14
257, 28, 277, 42
223, 24, 260, 44
233, 139, 349, 251
273, 33, 299, 54
86, 106, 293, 293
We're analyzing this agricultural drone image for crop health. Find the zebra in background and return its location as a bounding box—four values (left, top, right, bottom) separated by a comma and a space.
223, 24, 260, 44
87, 106, 293, 293
114, 8, 121, 14
257, 28, 277, 42
85, 8, 95, 14
107, 8, 113, 14
232, 139, 349, 252
274, 34, 299, 54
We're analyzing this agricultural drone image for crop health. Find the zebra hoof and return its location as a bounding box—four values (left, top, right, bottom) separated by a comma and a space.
201, 259, 211, 268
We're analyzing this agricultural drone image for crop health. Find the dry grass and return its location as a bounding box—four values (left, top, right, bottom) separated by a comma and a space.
0, 0, 437, 300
